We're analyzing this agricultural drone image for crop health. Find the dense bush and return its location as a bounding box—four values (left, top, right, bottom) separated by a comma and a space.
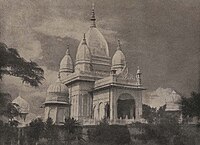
180, 92, 200, 121
26, 118, 45, 145
25, 117, 83, 145
0, 120, 18, 145
132, 117, 194, 145
88, 120, 130, 145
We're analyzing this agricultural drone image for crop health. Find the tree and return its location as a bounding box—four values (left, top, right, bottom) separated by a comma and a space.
142, 104, 176, 124
63, 118, 83, 145
0, 93, 11, 115
142, 104, 157, 123
134, 115, 186, 145
3, 103, 19, 127
0, 42, 44, 87
88, 118, 131, 145
43, 118, 58, 145
1, 122, 18, 145
180, 92, 200, 119
27, 118, 45, 145
63, 118, 81, 134
0, 42, 44, 121
155, 104, 167, 123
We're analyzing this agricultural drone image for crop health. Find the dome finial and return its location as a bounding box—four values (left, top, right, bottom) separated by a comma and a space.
82, 33, 87, 45
117, 39, 121, 50
58, 72, 61, 79
66, 44, 70, 54
137, 66, 141, 74
90, 3, 96, 28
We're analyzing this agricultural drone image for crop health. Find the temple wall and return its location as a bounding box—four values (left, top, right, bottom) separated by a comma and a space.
93, 89, 110, 120
68, 81, 94, 120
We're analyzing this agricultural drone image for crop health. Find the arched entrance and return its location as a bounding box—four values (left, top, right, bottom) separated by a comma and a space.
117, 94, 135, 119
93, 105, 98, 120
105, 103, 110, 119
98, 102, 104, 120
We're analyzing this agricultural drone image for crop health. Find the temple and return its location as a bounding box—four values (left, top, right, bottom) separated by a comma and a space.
44, 4, 145, 125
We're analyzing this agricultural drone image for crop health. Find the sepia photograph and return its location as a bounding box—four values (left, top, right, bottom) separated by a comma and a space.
0, 0, 200, 145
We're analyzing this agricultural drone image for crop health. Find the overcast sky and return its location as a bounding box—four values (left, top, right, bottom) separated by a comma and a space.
0, 0, 199, 100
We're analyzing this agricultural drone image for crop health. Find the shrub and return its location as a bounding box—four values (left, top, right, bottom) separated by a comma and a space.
88, 120, 130, 145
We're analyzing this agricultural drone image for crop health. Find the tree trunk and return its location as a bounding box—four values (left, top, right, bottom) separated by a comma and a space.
0, 138, 5, 145
10, 139, 13, 145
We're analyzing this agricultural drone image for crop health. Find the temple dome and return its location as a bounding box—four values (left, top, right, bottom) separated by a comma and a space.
59, 46, 73, 73
79, 4, 109, 58
76, 34, 91, 63
46, 76, 69, 104
12, 96, 30, 113
78, 28, 109, 57
47, 78, 68, 95
112, 50, 126, 67
112, 40, 126, 68
85, 28, 109, 57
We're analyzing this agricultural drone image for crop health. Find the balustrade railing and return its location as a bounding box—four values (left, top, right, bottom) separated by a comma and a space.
82, 118, 142, 125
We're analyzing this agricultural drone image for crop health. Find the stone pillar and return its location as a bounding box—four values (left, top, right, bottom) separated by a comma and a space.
134, 91, 142, 121
130, 105, 133, 119
110, 89, 114, 120
134, 97, 139, 121
137, 91, 142, 120
114, 99, 117, 121
75, 95, 79, 120
140, 92, 143, 117
109, 87, 118, 123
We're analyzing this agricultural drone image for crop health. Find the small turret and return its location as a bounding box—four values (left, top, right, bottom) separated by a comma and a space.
75, 33, 92, 72
59, 44, 74, 78
44, 72, 70, 125
136, 66, 142, 85
111, 39, 126, 74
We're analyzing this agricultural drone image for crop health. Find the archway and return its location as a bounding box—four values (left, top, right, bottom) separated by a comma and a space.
93, 105, 98, 120
98, 102, 104, 120
105, 103, 110, 119
117, 94, 135, 119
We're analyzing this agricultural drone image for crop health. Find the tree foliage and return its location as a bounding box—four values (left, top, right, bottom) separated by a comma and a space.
180, 92, 200, 118
0, 42, 44, 123
0, 92, 11, 114
134, 116, 188, 145
4, 103, 20, 126
0, 122, 18, 145
0, 42, 44, 87
142, 104, 168, 124
140, 123, 182, 145
63, 118, 83, 144
142, 104, 157, 123
63, 118, 81, 134
27, 118, 45, 145
88, 118, 131, 145
43, 118, 58, 145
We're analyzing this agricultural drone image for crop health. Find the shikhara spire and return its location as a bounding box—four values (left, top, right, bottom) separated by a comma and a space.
90, 3, 96, 27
